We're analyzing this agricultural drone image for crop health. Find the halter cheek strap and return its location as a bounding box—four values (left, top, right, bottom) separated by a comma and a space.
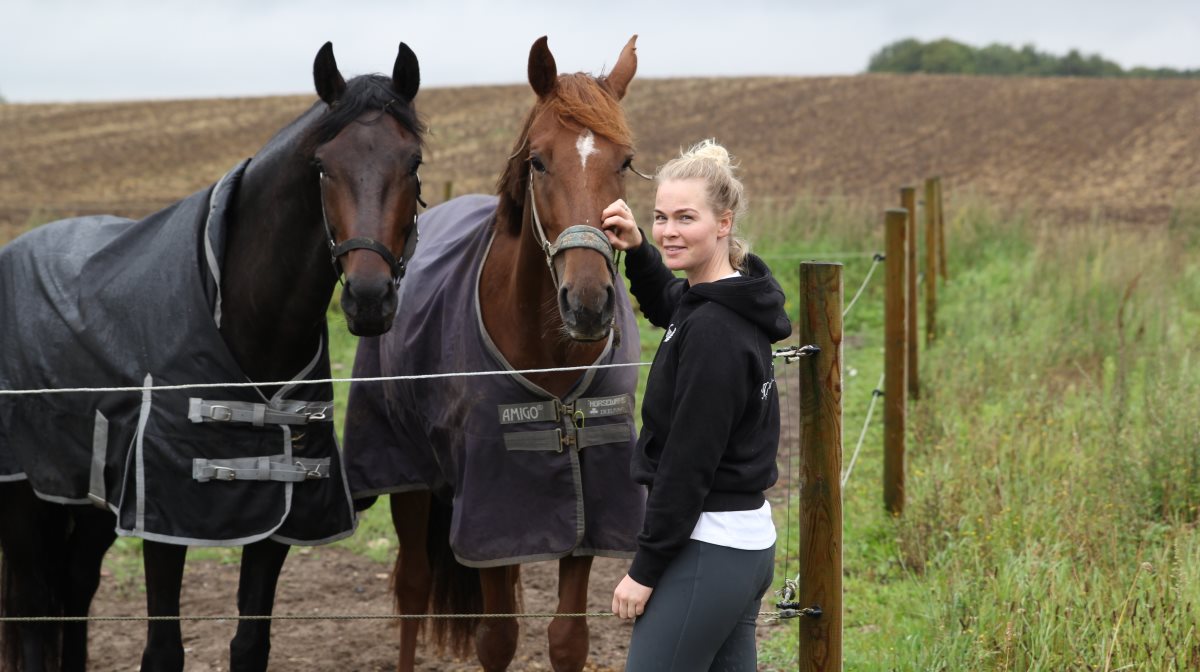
527, 168, 616, 289
319, 171, 421, 287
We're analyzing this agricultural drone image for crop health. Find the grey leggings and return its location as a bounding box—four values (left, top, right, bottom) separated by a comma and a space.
625, 540, 776, 671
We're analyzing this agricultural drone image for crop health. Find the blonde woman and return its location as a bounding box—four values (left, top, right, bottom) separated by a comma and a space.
602, 140, 791, 670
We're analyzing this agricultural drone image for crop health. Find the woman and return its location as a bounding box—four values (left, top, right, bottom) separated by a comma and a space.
602, 139, 791, 670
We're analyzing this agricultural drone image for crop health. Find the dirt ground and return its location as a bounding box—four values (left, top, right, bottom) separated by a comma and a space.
88, 551, 635, 671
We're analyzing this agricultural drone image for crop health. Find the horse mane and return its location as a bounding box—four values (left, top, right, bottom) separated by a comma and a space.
495, 73, 633, 234
306, 74, 427, 150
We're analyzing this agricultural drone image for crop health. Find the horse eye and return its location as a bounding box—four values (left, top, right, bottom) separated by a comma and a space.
621, 157, 633, 172
530, 156, 547, 174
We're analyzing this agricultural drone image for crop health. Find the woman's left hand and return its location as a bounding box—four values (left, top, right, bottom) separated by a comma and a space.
612, 574, 653, 620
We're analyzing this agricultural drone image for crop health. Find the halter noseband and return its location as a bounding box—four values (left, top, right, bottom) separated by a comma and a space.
319, 171, 425, 288
527, 168, 617, 289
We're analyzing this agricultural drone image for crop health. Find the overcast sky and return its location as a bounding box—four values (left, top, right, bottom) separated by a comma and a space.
3, 0, 1198, 102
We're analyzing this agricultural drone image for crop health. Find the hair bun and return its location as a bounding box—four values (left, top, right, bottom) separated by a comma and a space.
688, 138, 734, 170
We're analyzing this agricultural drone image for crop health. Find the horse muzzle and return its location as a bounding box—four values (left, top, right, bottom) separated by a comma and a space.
558, 281, 615, 342
342, 275, 398, 336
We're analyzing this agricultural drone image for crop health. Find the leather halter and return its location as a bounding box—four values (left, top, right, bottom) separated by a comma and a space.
526, 168, 616, 289
319, 171, 425, 287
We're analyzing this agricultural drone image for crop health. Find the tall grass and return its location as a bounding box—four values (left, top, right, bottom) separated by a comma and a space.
762, 192, 1200, 670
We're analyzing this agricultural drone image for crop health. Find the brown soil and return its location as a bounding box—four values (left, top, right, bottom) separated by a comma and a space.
3, 74, 1199, 236
88, 551, 636, 671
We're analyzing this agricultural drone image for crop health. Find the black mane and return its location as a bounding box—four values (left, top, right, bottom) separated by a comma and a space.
309, 74, 426, 148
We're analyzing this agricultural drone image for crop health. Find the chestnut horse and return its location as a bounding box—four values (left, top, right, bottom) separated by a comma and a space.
0, 43, 424, 671
343, 36, 644, 672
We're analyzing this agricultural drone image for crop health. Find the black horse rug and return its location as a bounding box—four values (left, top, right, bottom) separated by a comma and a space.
0, 161, 356, 546
344, 195, 645, 567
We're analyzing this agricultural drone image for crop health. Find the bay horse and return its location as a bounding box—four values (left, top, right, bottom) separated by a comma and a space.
343, 36, 644, 672
0, 42, 425, 671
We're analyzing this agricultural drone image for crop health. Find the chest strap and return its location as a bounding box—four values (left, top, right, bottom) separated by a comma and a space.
188, 398, 334, 427
500, 394, 632, 452
193, 456, 330, 483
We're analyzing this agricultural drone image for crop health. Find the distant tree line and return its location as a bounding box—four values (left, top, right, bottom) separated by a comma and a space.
868, 38, 1200, 79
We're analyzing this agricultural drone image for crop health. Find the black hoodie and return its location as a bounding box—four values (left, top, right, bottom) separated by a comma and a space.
623, 238, 792, 588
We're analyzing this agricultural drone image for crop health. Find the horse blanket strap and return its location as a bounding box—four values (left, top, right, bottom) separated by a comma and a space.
501, 394, 632, 452
188, 398, 333, 427
193, 456, 331, 483
497, 394, 630, 424
342, 194, 645, 567
87, 411, 109, 508
503, 424, 631, 453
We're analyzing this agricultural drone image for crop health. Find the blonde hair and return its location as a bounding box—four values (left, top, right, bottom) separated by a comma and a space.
656, 139, 750, 271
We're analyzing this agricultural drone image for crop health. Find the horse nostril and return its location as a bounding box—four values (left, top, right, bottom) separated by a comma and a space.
558, 284, 572, 314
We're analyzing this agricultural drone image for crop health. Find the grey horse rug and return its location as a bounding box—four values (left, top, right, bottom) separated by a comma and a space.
0, 160, 356, 546
344, 194, 645, 567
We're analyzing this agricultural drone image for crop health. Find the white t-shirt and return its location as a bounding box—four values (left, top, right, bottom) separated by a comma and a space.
687, 269, 777, 551
691, 500, 777, 550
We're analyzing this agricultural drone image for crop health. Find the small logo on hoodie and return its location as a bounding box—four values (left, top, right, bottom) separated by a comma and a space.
761, 379, 774, 400
663, 324, 676, 342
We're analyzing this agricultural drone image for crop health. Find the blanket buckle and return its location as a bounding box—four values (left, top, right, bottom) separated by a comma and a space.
208, 405, 233, 422
299, 461, 324, 480
304, 406, 327, 422
213, 465, 237, 481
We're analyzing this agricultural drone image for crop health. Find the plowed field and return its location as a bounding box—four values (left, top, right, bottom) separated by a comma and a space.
3, 74, 1199, 240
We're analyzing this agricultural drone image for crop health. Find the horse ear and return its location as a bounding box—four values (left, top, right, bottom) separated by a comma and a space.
607, 35, 638, 101
528, 36, 558, 99
393, 42, 420, 102
313, 42, 346, 105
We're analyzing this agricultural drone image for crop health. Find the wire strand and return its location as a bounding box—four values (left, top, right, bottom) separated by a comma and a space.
842, 253, 885, 318
0, 350, 811, 397
0, 610, 787, 623
842, 372, 885, 488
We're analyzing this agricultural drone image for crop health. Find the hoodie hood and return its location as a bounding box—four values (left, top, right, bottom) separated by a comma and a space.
684, 254, 792, 343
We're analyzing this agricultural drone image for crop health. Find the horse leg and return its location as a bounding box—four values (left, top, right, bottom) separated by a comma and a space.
0, 481, 68, 672
60, 506, 117, 672
140, 540, 187, 672
389, 490, 431, 672
547, 555, 593, 672
475, 565, 519, 672
228, 538, 290, 672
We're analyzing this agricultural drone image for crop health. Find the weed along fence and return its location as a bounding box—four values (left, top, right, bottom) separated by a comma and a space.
0, 178, 950, 668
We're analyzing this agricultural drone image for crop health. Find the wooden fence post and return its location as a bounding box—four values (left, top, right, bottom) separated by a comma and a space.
924, 178, 938, 346
798, 262, 843, 672
900, 187, 918, 401
883, 210, 907, 515
935, 177, 948, 282
443, 180, 454, 203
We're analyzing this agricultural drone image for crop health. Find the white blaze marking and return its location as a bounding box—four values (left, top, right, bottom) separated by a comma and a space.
576, 129, 598, 169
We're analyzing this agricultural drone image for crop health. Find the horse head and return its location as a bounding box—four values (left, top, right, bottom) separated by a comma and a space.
310, 41, 425, 336
505, 35, 639, 342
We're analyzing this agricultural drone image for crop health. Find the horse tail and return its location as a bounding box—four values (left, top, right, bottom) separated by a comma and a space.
422, 493, 481, 658
0, 482, 67, 671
